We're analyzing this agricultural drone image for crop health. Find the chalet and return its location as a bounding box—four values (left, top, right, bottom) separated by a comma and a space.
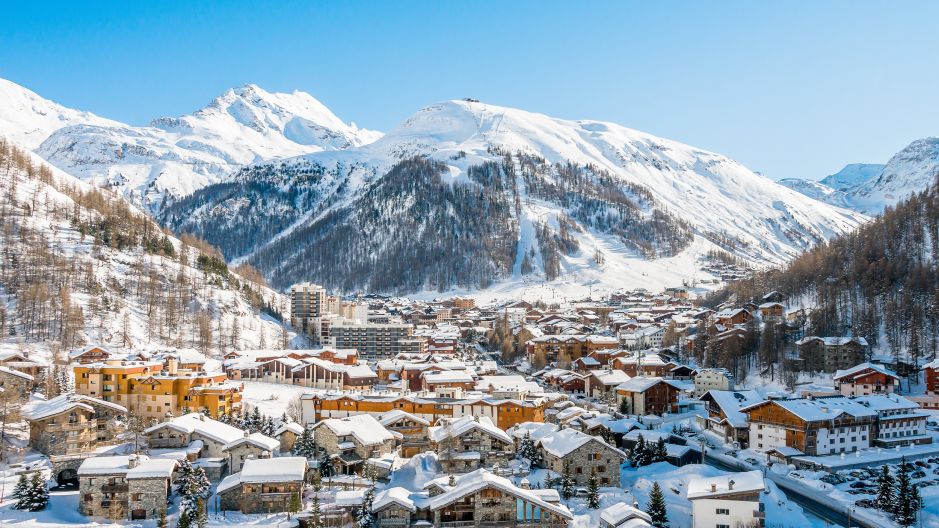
796, 336, 869, 372
699, 390, 763, 447
225, 356, 377, 390
78, 455, 176, 520
762, 291, 786, 304
144, 412, 244, 459
714, 308, 752, 327
0, 366, 33, 395
687, 470, 765, 528
692, 368, 734, 398
586, 369, 632, 400
525, 334, 619, 365
615, 377, 683, 416
833, 363, 900, 396
22, 394, 127, 462
538, 428, 627, 486
273, 421, 304, 453
422, 370, 476, 394
612, 352, 676, 377
742, 396, 877, 456
0, 350, 47, 377
374, 469, 574, 527
221, 432, 280, 473
855, 394, 931, 447
758, 302, 785, 321
217, 457, 307, 514
429, 416, 515, 473
311, 415, 398, 475
379, 409, 430, 457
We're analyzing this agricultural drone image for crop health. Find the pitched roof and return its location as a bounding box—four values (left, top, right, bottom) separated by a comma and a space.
379, 409, 430, 427
222, 432, 280, 452
538, 428, 626, 459
428, 416, 512, 445
143, 412, 244, 445
315, 414, 396, 446
373, 487, 416, 513
217, 457, 308, 493
702, 390, 764, 429
687, 470, 764, 499
23, 394, 126, 421
600, 503, 652, 527
427, 469, 572, 520
833, 362, 898, 381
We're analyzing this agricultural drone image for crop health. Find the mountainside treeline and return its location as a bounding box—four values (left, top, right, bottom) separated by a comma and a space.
708, 174, 939, 368
0, 138, 287, 356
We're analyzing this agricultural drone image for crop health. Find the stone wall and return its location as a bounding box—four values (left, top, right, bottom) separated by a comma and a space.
127, 476, 170, 519
219, 482, 303, 514
543, 439, 625, 486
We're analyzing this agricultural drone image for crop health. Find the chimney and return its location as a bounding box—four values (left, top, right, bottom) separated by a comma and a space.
244, 430, 250, 437
728, 479, 735, 491
710, 483, 717, 492
128, 455, 139, 469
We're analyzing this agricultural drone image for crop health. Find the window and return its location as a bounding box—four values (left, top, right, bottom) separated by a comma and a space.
716, 508, 730, 515
717, 525, 730, 528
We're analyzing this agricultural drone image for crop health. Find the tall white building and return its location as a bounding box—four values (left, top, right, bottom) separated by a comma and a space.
687, 470, 764, 528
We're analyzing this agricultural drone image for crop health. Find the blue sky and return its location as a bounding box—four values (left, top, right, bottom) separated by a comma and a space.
2, 1, 938, 180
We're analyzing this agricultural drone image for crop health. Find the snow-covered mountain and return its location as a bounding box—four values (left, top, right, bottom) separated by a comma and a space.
164, 99, 867, 297
782, 140, 939, 215
819, 163, 885, 190
0, 135, 292, 355
0, 78, 381, 212
0, 78, 122, 149
849, 138, 939, 213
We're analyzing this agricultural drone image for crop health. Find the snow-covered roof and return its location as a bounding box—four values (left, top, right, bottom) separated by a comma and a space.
687, 470, 764, 499
335, 489, 365, 507
222, 432, 279, 453
538, 428, 625, 459
379, 409, 430, 427
218, 456, 308, 493
78, 455, 175, 478
144, 412, 244, 445
600, 503, 652, 527
274, 421, 305, 437
428, 415, 513, 445
703, 389, 764, 429
853, 394, 921, 412
0, 366, 33, 381
23, 394, 127, 421
615, 376, 682, 393
742, 396, 877, 422
422, 370, 475, 384
509, 422, 560, 442
590, 369, 631, 386
796, 336, 869, 347
833, 362, 898, 381
316, 414, 396, 446
427, 469, 572, 520
373, 486, 416, 512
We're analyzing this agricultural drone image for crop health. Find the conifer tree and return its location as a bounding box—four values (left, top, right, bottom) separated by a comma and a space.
875, 464, 896, 514
294, 426, 315, 458
195, 498, 208, 528
894, 458, 920, 528
619, 397, 629, 415
289, 491, 301, 515
647, 481, 669, 528
357, 483, 376, 528
586, 471, 600, 509
262, 416, 276, 437
176, 460, 211, 518
633, 434, 648, 467
560, 463, 575, 500
310, 490, 324, 528
11, 473, 28, 508
518, 431, 542, 467
157, 509, 168, 528
653, 437, 668, 463
177, 510, 191, 528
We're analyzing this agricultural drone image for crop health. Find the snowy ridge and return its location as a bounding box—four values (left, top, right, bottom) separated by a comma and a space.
11, 80, 381, 212
166, 99, 866, 298
0, 78, 122, 149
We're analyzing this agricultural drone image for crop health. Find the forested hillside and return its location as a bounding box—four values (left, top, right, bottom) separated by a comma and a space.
710, 174, 939, 368
0, 137, 291, 359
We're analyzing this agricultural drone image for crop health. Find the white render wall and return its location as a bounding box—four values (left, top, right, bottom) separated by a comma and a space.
816, 424, 870, 455
691, 497, 761, 528
750, 423, 788, 452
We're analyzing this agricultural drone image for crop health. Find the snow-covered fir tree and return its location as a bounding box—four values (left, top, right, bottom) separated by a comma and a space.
175, 460, 211, 518
647, 481, 669, 528
875, 465, 896, 514
586, 471, 600, 509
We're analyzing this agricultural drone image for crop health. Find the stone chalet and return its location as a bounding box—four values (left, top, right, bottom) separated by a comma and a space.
78, 455, 176, 520
22, 394, 127, 460
371, 469, 574, 527
144, 412, 245, 460
687, 470, 765, 528
0, 350, 47, 377
0, 365, 34, 396
537, 428, 627, 486
217, 457, 307, 514
429, 415, 515, 473
833, 362, 900, 397
274, 421, 304, 453
221, 432, 280, 473
311, 414, 398, 475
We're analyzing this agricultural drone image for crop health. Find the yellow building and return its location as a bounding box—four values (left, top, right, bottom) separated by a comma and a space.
73, 360, 242, 422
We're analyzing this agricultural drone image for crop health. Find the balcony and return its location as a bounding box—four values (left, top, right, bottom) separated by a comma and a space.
102, 484, 129, 493
100, 500, 128, 509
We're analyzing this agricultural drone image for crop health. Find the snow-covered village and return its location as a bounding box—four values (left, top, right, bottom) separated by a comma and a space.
3, 3, 939, 528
